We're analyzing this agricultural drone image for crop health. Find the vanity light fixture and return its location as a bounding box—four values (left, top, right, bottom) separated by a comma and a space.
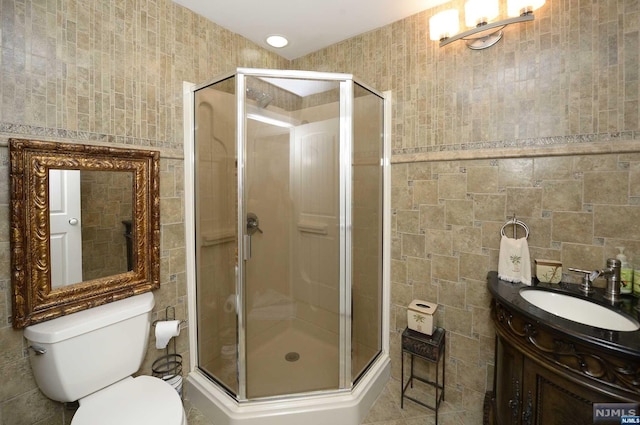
266, 34, 289, 48
429, 0, 545, 50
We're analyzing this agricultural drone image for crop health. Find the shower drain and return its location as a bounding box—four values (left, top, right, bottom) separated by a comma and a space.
285, 352, 300, 362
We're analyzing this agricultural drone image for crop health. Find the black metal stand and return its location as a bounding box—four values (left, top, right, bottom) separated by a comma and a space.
152, 306, 183, 398
401, 326, 446, 424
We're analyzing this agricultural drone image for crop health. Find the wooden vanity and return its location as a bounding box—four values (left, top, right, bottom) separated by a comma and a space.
487, 272, 640, 425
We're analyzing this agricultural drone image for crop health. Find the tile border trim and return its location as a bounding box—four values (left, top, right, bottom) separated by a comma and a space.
392, 133, 640, 163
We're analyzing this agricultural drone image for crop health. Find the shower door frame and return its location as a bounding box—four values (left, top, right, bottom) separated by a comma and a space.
184, 69, 392, 406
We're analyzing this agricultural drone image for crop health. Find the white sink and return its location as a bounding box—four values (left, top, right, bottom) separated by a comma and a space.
519, 289, 640, 332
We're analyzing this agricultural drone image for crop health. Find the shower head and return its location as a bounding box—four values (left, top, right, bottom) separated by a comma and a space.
257, 96, 272, 109
246, 87, 273, 108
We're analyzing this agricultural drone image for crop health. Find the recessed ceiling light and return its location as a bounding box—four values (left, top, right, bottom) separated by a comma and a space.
266, 35, 289, 48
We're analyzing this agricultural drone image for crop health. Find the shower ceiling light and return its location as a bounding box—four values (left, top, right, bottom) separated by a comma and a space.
247, 113, 294, 128
246, 105, 298, 128
266, 35, 289, 48
429, 0, 545, 50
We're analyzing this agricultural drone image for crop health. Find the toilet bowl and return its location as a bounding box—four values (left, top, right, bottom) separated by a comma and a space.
23, 292, 187, 425
71, 376, 186, 425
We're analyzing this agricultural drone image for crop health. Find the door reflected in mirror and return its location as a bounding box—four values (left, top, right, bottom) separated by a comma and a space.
49, 170, 134, 288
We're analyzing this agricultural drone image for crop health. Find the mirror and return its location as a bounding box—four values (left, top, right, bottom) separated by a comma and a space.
9, 139, 160, 328
49, 169, 133, 288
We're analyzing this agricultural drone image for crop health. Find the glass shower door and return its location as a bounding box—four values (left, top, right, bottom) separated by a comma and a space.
242, 76, 342, 398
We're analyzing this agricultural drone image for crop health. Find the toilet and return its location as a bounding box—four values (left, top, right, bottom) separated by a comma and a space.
23, 292, 187, 425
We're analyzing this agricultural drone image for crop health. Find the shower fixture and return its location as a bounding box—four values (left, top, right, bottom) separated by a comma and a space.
246, 87, 273, 108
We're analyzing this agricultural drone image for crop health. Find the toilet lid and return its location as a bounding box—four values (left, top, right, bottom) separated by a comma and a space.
71, 376, 185, 425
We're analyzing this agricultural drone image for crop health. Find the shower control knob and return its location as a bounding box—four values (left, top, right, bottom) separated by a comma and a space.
247, 213, 263, 235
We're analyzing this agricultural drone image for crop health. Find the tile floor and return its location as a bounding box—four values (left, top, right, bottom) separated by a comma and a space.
183, 378, 468, 425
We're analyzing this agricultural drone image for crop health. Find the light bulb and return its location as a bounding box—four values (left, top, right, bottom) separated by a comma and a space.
465, 0, 499, 27
266, 35, 288, 48
429, 9, 459, 41
507, 0, 546, 17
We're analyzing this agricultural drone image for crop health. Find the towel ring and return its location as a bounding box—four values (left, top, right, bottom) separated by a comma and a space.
500, 217, 530, 239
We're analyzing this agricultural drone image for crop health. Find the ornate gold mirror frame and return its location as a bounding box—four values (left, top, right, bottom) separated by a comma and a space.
9, 139, 160, 328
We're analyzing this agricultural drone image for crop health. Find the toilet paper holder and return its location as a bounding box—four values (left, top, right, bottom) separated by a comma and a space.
152, 306, 184, 397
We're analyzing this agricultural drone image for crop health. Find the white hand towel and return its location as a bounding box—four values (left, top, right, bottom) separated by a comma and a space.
498, 235, 532, 285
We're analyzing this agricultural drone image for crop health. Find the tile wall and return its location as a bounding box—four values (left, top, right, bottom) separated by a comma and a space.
80, 170, 132, 281
294, 0, 640, 149
385, 153, 640, 423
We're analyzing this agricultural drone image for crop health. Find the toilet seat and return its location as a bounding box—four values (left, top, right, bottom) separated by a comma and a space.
71, 375, 186, 425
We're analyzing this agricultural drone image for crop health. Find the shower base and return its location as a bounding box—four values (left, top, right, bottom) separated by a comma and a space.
187, 355, 389, 425
187, 320, 390, 425
246, 320, 340, 397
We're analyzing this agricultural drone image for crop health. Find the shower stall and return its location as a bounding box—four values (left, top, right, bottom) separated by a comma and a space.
183, 69, 390, 425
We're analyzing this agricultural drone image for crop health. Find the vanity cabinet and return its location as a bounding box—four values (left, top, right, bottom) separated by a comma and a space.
494, 332, 617, 425
491, 298, 640, 425
493, 334, 523, 424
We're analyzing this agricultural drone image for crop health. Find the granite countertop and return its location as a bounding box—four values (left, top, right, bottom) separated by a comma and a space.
487, 271, 640, 358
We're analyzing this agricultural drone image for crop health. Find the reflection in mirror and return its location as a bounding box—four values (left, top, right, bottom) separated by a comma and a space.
49, 170, 134, 288
49, 169, 82, 288
10, 138, 160, 328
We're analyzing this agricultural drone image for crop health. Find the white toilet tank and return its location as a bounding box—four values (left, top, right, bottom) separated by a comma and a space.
23, 292, 155, 402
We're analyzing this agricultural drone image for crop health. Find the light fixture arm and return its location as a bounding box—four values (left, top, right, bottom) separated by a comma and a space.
439, 13, 534, 48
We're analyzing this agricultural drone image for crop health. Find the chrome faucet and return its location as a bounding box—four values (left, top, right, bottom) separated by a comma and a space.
600, 258, 622, 302
569, 258, 622, 301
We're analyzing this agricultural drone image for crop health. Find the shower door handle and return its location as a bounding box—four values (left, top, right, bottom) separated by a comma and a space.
244, 235, 252, 261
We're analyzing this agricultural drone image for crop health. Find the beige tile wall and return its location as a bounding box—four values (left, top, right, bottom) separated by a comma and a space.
294, 0, 640, 150
386, 154, 640, 423
80, 170, 132, 281
1, 0, 639, 424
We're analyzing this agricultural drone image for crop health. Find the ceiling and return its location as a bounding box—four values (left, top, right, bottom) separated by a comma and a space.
172, 0, 450, 60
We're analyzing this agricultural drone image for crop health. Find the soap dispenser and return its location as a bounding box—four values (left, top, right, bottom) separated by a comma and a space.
616, 247, 633, 295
